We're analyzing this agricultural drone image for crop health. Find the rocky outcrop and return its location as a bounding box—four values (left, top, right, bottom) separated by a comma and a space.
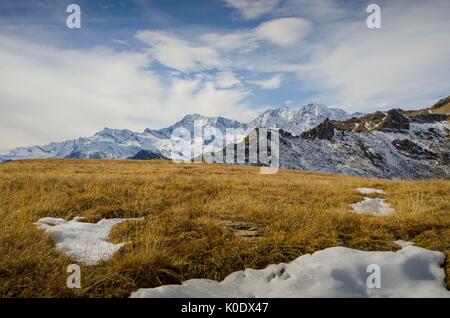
391, 139, 437, 160
300, 118, 336, 141
358, 143, 384, 167
377, 109, 410, 132
411, 113, 449, 123
128, 150, 162, 160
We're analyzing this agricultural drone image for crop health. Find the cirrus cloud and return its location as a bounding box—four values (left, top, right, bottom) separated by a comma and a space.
255, 18, 311, 47
223, 0, 282, 19
247, 74, 283, 89
0, 32, 256, 150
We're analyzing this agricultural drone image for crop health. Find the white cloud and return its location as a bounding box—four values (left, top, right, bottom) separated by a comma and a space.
274, 0, 350, 21
223, 0, 281, 19
1, 0, 449, 150
214, 71, 242, 88
200, 31, 260, 53
255, 18, 311, 47
247, 74, 283, 89
202, 18, 311, 52
135, 31, 225, 72
0, 33, 256, 149
284, 100, 294, 106
134, 18, 312, 78
111, 39, 130, 46
294, 0, 450, 111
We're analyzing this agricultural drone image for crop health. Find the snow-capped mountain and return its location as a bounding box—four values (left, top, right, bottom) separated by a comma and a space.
146, 114, 248, 139
278, 117, 449, 179
1, 98, 448, 179
248, 103, 350, 135
3, 104, 344, 162
0, 114, 248, 162
221, 105, 450, 179
3, 128, 172, 161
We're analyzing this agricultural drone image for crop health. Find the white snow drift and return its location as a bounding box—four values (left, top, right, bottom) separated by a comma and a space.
350, 197, 395, 216
351, 188, 394, 216
131, 244, 449, 298
356, 188, 386, 195
35, 216, 142, 265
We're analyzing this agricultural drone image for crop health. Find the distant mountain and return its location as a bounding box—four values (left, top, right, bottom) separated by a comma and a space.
0, 114, 248, 162
146, 114, 248, 139
128, 149, 164, 160
248, 103, 350, 135
221, 105, 450, 179
2, 98, 448, 180
2, 104, 345, 162
2, 128, 172, 161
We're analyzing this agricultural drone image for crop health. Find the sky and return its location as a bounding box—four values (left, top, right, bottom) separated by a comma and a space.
0, 0, 449, 150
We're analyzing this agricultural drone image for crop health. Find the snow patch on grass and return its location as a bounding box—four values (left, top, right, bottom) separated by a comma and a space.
35, 216, 142, 265
394, 240, 415, 248
131, 245, 450, 298
356, 187, 385, 194
350, 197, 395, 216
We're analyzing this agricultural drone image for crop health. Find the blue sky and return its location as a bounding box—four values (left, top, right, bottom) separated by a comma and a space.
0, 0, 449, 149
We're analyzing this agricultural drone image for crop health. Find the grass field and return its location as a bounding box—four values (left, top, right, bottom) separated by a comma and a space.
0, 159, 449, 297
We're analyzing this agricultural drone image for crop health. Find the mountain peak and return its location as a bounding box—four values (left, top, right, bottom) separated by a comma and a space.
181, 113, 204, 121
249, 103, 350, 135
96, 127, 133, 136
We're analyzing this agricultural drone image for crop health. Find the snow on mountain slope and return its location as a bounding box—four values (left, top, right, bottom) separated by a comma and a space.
0, 127, 173, 161
248, 103, 350, 136
218, 107, 449, 179
2, 99, 448, 180
0, 115, 247, 162
253, 119, 448, 179
147, 114, 248, 139
278, 111, 449, 178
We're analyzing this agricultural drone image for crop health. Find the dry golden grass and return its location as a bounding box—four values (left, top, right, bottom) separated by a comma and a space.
0, 159, 449, 297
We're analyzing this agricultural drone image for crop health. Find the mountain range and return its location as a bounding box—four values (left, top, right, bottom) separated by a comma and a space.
1, 98, 449, 179
0, 103, 347, 162
247, 103, 352, 135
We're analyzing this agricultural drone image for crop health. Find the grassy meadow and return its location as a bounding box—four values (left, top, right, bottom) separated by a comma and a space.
0, 159, 449, 297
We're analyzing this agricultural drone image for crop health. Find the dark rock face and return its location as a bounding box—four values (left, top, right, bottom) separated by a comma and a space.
221, 128, 280, 165
392, 139, 437, 160
440, 153, 450, 166
378, 109, 410, 131
301, 118, 336, 141
411, 114, 449, 123
128, 150, 161, 160
67, 151, 111, 159
359, 143, 384, 167
90, 152, 108, 159
66, 151, 83, 159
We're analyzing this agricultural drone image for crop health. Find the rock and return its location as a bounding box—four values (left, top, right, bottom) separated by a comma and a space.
217, 220, 260, 240
359, 142, 384, 167
411, 113, 449, 123
378, 109, 410, 132
300, 118, 336, 141
128, 150, 162, 160
391, 139, 437, 160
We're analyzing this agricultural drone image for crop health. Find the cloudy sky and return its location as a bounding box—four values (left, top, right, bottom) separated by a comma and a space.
0, 0, 449, 150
